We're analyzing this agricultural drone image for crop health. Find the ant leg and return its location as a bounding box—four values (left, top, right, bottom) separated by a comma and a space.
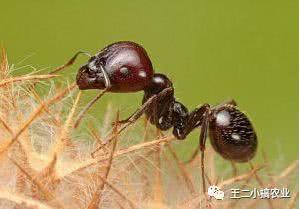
173, 104, 210, 139
91, 87, 174, 157
113, 87, 174, 125
49, 51, 91, 74
112, 85, 174, 127
172, 104, 210, 163
188, 104, 211, 130
199, 112, 209, 195
74, 88, 108, 128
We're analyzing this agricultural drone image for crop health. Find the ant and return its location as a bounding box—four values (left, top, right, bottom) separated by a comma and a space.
52, 41, 257, 194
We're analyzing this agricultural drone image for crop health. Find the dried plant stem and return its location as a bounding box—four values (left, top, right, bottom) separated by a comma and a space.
116, 200, 127, 209
218, 164, 265, 189
0, 74, 59, 88
51, 91, 82, 156
264, 160, 298, 188
226, 173, 253, 209
143, 117, 150, 141
88, 124, 110, 154
91, 114, 174, 156
0, 83, 76, 158
262, 149, 275, 185
167, 144, 196, 194
8, 157, 64, 209
99, 136, 174, 164
86, 113, 119, 209
100, 103, 114, 135
287, 191, 298, 209
0, 48, 9, 77
249, 162, 274, 209
153, 142, 164, 203
276, 160, 298, 180
96, 174, 138, 209
0, 116, 13, 134
29, 85, 61, 127
120, 149, 154, 196
74, 89, 107, 128
0, 189, 55, 209
57, 136, 174, 179
41, 154, 57, 182
91, 95, 166, 157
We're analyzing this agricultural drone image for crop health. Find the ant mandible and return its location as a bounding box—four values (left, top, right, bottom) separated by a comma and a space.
53, 41, 257, 194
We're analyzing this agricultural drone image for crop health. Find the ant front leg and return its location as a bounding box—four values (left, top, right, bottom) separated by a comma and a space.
92, 87, 174, 158
112, 87, 174, 126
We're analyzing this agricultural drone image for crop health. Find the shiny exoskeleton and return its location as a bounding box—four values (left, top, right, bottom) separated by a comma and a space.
61, 41, 257, 192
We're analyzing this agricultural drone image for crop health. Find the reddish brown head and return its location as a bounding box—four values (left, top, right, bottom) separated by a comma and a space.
76, 41, 154, 92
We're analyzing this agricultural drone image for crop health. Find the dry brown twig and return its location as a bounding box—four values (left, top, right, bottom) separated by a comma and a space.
0, 74, 59, 88
0, 82, 77, 159
86, 112, 119, 209
0, 189, 55, 209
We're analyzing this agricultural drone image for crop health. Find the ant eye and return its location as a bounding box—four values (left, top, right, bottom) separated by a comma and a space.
120, 67, 129, 76
87, 61, 98, 73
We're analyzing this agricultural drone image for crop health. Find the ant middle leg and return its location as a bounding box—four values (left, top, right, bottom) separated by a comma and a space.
199, 112, 210, 195
172, 103, 211, 195
173, 104, 210, 162
172, 103, 210, 139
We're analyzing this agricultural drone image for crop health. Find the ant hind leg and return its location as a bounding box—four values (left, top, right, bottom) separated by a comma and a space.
199, 113, 209, 195
175, 104, 209, 163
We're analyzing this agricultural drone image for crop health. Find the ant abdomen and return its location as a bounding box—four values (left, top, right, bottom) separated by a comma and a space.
209, 105, 257, 162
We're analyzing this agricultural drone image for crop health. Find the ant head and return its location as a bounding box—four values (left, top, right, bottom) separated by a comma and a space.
76, 41, 154, 92
209, 104, 257, 162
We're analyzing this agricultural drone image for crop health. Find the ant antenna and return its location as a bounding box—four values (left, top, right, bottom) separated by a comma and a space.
50, 51, 91, 74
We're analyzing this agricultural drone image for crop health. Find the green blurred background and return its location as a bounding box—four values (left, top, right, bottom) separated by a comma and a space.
0, 0, 298, 165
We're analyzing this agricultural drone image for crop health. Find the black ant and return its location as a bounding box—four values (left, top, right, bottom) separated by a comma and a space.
52, 41, 257, 194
